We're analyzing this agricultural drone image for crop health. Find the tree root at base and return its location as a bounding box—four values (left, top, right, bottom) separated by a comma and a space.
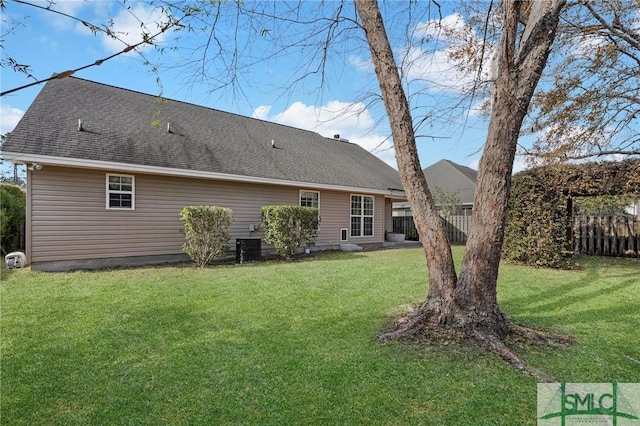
471, 328, 558, 382
377, 316, 575, 383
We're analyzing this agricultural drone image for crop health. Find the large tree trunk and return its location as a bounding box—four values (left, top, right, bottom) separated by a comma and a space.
354, 0, 458, 331
356, 0, 565, 341
455, 0, 566, 338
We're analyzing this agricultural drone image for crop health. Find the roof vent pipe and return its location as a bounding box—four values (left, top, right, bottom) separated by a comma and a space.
167, 122, 171, 133
271, 140, 275, 148
78, 119, 83, 131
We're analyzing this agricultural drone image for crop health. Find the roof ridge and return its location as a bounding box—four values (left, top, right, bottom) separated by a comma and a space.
439, 159, 477, 183
67, 76, 326, 139
5, 76, 403, 192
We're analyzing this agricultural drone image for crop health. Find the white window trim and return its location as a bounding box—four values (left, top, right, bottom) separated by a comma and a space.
106, 173, 135, 210
350, 194, 375, 238
299, 190, 320, 209
300, 189, 321, 225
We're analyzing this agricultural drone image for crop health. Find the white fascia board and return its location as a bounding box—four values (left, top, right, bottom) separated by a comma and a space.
3, 152, 404, 197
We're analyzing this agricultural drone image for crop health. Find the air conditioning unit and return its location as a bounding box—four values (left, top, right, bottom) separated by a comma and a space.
5, 251, 27, 269
236, 239, 261, 263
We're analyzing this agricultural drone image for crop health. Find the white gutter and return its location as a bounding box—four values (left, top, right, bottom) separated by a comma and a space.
2, 151, 405, 198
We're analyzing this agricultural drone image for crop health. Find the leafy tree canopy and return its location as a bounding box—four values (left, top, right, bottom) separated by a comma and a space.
525, 0, 640, 163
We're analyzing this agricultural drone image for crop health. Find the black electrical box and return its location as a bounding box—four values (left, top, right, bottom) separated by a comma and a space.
236, 238, 261, 263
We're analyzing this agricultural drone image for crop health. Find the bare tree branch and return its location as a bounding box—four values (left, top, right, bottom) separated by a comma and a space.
1, 1, 191, 97
524, 0, 640, 164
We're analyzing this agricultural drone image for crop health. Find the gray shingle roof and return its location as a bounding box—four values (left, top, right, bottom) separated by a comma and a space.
423, 159, 477, 205
4, 77, 403, 193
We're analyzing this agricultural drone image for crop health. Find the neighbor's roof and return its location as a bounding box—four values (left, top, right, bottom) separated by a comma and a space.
423, 159, 477, 205
3, 77, 403, 195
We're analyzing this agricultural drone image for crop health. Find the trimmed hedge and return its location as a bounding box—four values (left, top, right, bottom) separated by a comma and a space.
503, 170, 570, 267
261, 205, 319, 259
180, 206, 232, 268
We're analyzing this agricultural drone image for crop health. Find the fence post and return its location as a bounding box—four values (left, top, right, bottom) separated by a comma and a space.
587, 216, 595, 255
611, 215, 618, 256
595, 216, 601, 255
574, 216, 581, 254
633, 217, 639, 258
576, 215, 639, 258
603, 216, 610, 255
618, 216, 627, 256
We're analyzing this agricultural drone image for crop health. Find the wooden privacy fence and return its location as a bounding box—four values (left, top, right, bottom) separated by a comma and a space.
393, 215, 470, 244
573, 215, 639, 258
393, 216, 419, 241
443, 216, 470, 244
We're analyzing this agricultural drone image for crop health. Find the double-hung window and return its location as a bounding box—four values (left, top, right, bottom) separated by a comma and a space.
350, 194, 374, 237
106, 174, 135, 210
300, 190, 319, 209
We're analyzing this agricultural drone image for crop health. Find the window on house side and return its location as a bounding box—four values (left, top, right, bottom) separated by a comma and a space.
300, 190, 319, 208
350, 194, 374, 237
106, 174, 135, 210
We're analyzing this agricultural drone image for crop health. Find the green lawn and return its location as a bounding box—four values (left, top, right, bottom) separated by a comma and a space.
1, 248, 638, 425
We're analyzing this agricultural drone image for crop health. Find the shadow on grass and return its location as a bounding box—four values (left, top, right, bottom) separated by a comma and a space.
502, 265, 639, 327
3, 296, 390, 423
241, 249, 369, 265
47, 250, 371, 275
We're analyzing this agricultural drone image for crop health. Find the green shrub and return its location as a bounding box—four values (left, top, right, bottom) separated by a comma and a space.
0, 183, 26, 252
503, 159, 640, 268
180, 206, 232, 267
261, 205, 319, 259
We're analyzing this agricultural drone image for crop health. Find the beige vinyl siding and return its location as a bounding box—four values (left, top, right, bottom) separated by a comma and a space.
25, 168, 33, 263
314, 190, 349, 247
29, 166, 387, 263
30, 167, 294, 262
316, 191, 384, 246
384, 198, 393, 233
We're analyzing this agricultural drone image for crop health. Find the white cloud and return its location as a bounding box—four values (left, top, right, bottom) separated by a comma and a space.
414, 13, 468, 39
535, 122, 617, 159
100, 4, 170, 54
30, 0, 89, 30
512, 156, 528, 174
572, 32, 608, 57
402, 46, 475, 93
572, 7, 640, 57
0, 104, 24, 134
465, 96, 492, 118
54, 0, 87, 19
253, 100, 397, 168
349, 13, 492, 94
402, 13, 494, 95
267, 100, 374, 132
348, 55, 373, 72
252, 105, 272, 120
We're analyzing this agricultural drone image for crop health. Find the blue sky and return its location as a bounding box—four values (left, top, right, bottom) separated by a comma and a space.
1, 1, 506, 172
